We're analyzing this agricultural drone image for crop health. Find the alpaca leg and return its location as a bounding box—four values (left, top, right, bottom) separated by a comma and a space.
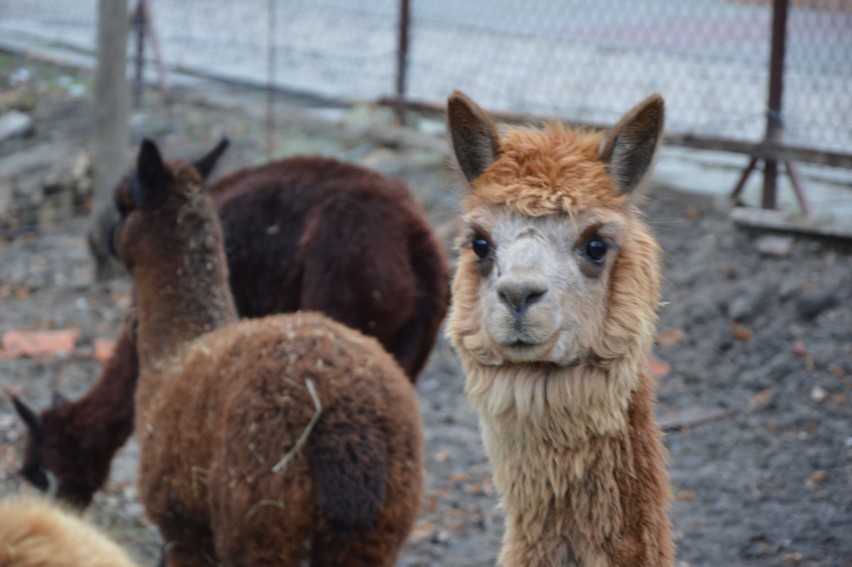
499, 519, 584, 567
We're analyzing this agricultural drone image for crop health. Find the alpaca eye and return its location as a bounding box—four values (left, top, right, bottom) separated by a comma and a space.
585, 238, 607, 263
472, 237, 490, 259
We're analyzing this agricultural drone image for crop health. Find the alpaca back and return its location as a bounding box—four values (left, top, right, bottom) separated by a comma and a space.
0, 496, 138, 567
213, 156, 449, 379
135, 312, 423, 566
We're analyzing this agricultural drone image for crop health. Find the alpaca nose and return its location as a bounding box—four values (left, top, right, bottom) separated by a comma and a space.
497, 276, 548, 316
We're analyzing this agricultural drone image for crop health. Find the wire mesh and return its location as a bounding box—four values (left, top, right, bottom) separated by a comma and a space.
2, 0, 850, 149
0, 0, 850, 236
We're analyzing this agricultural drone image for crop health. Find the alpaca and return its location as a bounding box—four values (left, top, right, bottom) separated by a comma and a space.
13, 145, 448, 508
446, 91, 675, 566
12, 316, 138, 508
211, 154, 449, 379
0, 495, 139, 567
110, 138, 423, 566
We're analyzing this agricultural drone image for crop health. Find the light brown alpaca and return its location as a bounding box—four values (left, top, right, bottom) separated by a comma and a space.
0, 496, 139, 567
446, 92, 674, 567
112, 139, 423, 566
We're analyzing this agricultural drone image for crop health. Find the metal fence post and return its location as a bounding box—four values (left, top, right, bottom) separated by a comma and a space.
132, 0, 146, 109
395, 0, 411, 125
762, 0, 789, 210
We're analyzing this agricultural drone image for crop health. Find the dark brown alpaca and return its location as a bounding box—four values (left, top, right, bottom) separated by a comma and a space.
12, 319, 138, 508
113, 139, 423, 566
13, 143, 448, 508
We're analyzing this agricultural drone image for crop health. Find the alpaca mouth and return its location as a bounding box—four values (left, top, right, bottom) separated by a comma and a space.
506, 339, 539, 349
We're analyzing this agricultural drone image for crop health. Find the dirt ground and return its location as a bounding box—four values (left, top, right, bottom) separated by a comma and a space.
0, 53, 850, 567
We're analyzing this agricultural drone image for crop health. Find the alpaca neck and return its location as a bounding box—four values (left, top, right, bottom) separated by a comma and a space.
133, 215, 237, 372
464, 354, 671, 566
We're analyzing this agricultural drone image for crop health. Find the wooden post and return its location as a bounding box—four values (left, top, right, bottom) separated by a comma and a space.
88, 0, 130, 280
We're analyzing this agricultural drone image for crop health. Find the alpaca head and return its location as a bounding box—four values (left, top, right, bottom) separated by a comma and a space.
110, 138, 228, 274
446, 92, 664, 406
11, 394, 96, 508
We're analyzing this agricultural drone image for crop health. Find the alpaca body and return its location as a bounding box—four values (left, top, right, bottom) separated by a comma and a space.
446, 92, 674, 566
14, 152, 447, 508
136, 313, 423, 566
0, 496, 139, 567
111, 141, 423, 566
13, 318, 138, 507
213, 156, 448, 380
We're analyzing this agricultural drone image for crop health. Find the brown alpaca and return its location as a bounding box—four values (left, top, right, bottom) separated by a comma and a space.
0, 496, 139, 567
111, 139, 423, 566
13, 146, 448, 509
12, 317, 138, 508
446, 91, 674, 566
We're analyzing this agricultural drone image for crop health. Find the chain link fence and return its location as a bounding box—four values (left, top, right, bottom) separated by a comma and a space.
2, 0, 850, 151
1, 0, 850, 235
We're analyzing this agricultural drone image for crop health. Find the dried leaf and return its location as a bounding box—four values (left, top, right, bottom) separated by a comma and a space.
409, 521, 436, 543
828, 364, 846, 379
657, 328, 686, 348
748, 388, 774, 412
805, 470, 828, 488
659, 406, 726, 431
448, 472, 469, 483
676, 490, 697, 502
730, 321, 752, 341
434, 450, 449, 463
648, 354, 672, 379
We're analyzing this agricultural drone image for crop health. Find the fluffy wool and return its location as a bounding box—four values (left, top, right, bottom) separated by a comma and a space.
111, 140, 424, 567
446, 91, 674, 566
0, 496, 139, 567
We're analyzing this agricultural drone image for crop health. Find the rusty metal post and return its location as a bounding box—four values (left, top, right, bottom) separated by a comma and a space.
731, 157, 758, 201
131, 0, 146, 109
266, 0, 277, 161
784, 161, 812, 216
762, 0, 789, 210
394, 0, 411, 125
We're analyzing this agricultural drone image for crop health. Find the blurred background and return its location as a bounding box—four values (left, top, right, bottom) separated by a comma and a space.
1, 0, 851, 232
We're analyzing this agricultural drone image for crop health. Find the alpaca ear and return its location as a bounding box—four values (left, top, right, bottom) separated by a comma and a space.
12, 395, 44, 439
447, 91, 501, 183
133, 138, 169, 207
193, 138, 230, 180
598, 93, 665, 194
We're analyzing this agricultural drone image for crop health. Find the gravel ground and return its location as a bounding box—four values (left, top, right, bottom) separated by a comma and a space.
0, 53, 849, 567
